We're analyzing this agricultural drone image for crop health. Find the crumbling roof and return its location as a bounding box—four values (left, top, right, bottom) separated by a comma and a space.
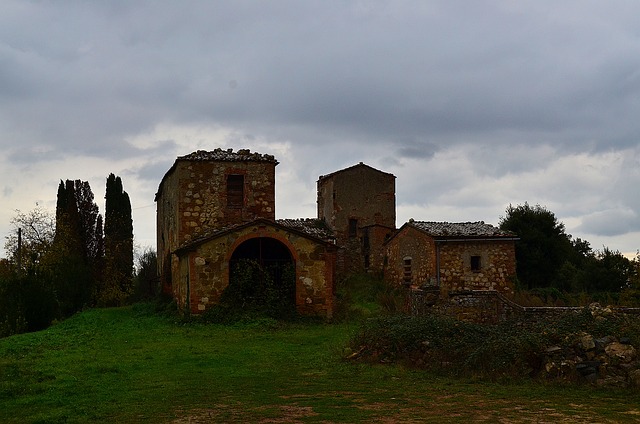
155, 148, 278, 201
177, 148, 278, 164
276, 218, 335, 242
407, 220, 517, 238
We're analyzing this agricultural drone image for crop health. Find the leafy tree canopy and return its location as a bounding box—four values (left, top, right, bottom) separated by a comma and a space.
499, 203, 572, 290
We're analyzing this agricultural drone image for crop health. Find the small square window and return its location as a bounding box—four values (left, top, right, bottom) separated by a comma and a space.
470, 255, 481, 272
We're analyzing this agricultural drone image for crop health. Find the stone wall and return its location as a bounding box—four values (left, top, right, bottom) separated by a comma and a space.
384, 226, 437, 287
176, 222, 336, 318
438, 240, 516, 295
364, 224, 395, 274
317, 164, 395, 276
156, 157, 276, 291
385, 230, 516, 296
409, 288, 640, 324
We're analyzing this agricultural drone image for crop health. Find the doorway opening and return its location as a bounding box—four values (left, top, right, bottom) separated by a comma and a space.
224, 237, 296, 318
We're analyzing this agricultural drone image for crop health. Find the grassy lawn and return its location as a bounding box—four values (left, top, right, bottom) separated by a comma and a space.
1, 304, 639, 423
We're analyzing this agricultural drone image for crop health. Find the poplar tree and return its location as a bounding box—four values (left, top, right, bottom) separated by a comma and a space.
101, 174, 134, 305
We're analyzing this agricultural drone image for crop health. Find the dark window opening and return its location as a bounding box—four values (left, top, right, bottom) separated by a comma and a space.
227, 174, 244, 208
403, 257, 412, 285
364, 254, 370, 269
362, 228, 370, 252
348, 218, 358, 238
471, 255, 481, 272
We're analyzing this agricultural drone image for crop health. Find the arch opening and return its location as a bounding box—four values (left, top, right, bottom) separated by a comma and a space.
224, 237, 296, 317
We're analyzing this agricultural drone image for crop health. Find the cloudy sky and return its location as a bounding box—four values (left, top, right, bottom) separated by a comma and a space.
1, 1, 639, 259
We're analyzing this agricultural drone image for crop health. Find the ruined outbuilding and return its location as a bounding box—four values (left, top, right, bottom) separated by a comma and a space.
384, 220, 518, 295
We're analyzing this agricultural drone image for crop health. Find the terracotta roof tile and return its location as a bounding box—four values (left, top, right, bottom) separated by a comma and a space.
276, 218, 335, 242
408, 220, 516, 238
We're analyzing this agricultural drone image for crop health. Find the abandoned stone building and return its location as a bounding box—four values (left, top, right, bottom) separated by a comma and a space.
317, 163, 396, 276
155, 149, 337, 317
156, 148, 518, 318
384, 220, 518, 295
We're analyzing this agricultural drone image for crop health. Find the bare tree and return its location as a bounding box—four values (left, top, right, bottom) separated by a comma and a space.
4, 205, 55, 271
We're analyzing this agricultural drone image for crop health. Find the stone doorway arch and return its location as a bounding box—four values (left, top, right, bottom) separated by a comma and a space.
226, 237, 296, 316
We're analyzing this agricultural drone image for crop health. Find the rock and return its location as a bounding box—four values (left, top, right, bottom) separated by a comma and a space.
595, 336, 613, 352
576, 361, 600, 377
628, 369, 640, 388
597, 376, 627, 388
559, 360, 576, 377
584, 372, 598, 383
605, 342, 636, 363
546, 346, 562, 354
620, 337, 632, 345
580, 333, 596, 351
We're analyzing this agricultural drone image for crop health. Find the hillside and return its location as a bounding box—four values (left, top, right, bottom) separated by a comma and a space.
1, 304, 640, 423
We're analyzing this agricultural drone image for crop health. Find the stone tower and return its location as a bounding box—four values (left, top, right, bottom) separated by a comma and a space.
317, 162, 396, 275
155, 148, 278, 290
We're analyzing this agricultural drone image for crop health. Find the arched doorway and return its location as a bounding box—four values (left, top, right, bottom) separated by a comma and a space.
225, 237, 296, 317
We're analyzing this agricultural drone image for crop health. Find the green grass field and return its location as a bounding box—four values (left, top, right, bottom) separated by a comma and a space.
1, 304, 639, 423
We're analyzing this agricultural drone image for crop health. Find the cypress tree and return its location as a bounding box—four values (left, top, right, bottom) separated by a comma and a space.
101, 174, 134, 306
47, 180, 93, 316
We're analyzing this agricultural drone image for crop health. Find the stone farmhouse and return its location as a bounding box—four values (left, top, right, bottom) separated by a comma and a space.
384, 220, 517, 295
156, 148, 518, 318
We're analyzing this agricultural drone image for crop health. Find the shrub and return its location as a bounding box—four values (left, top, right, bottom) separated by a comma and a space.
203, 259, 297, 323
347, 308, 640, 380
334, 273, 404, 322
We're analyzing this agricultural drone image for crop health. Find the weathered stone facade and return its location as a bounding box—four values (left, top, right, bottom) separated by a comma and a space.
156, 149, 336, 318
385, 220, 518, 296
317, 163, 396, 276
156, 149, 520, 321
175, 219, 336, 317
155, 149, 277, 294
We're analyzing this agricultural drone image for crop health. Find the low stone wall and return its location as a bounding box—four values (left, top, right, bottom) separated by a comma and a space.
408, 288, 640, 323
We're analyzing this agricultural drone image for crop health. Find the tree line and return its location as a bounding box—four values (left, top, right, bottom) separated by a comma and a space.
499, 203, 640, 304
0, 174, 157, 338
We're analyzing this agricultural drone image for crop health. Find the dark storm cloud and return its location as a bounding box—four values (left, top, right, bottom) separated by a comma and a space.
3, 1, 640, 156
1, 1, 640, 256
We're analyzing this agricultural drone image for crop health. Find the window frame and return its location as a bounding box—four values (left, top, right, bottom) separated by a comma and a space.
403, 256, 412, 285
470, 255, 481, 272
226, 174, 244, 209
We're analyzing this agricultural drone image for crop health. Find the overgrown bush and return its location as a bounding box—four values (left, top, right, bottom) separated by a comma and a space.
347, 308, 640, 380
0, 272, 59, 338
202, 259, 297, 323
334, 273, 404, 322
